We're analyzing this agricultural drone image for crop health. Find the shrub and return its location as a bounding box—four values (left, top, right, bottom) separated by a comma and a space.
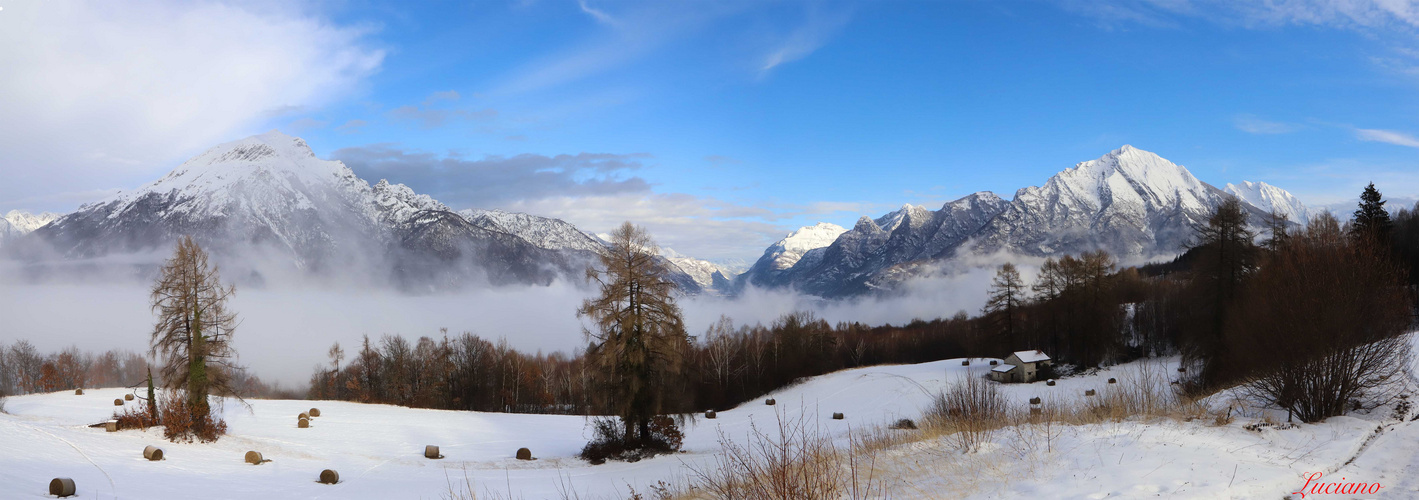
686, 408, 881, 500
112, 402, 158, 430
926, 375, 1008, 452
158, 390, 227, 443
579, 415, 682, 464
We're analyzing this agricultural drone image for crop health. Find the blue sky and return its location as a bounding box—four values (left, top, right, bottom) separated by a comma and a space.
3, 0, 1419, 261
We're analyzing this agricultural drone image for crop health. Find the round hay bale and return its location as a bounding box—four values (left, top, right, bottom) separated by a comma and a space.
74, 389, 83, 395
319, 469, 339, 484
105, 420, 118, 433
1046, 379, 1056, 386
299, 412, 309, 420
143, 445, 164, 461
961, 360, 969, 366
309, 408, 321, 417
516, 448, 532, 460
298, 417, 310, 429
114, 399, 124, 406
245, 451, 263, 464
425, 445, 441, 459
705, 410, 716, 419
49, 478, 76, 497
1177, 367, 1186, 373
125, 393, 134, 401
765, 398, 776, 406
1029, 397, 1041, 405
1108, 378, 1117, 384
989, 360, 998, 365
1085, 389, 1096, 397
832, 412, 844, 420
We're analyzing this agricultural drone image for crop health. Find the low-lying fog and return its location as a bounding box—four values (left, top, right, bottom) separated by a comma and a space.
0, 267, 1015, 387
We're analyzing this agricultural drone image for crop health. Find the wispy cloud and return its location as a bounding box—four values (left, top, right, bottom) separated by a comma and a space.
387, 91, 496, 129
1233, 114, 1301, 135
759, 4, 854, 75
577, 0, 618, 26
1356, 128, 1419, 148
335, 119, 368, 134
704, 154, 742, 166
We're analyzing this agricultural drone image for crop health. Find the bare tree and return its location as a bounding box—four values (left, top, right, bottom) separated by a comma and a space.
149, 236, 239, 416
577, 222, 689, 444
1230, 215, 1413, 422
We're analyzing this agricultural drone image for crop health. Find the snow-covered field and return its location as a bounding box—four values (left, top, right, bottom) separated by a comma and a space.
2, 354, 1414, 499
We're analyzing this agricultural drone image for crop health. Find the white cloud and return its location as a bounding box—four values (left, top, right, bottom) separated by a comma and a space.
1356, 128, 1419, 147
0, 0, 384, 211
759, 4, 853, 75
1233, 114, 1301, 134
577, 0, 618, 26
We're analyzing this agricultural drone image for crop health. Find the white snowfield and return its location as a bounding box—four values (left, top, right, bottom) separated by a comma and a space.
2, 354, 1414, 499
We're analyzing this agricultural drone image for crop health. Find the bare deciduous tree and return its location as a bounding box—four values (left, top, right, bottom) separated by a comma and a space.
149, 236, 239, 416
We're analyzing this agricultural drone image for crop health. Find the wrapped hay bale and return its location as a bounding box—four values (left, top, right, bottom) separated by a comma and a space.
516, 448, 532, 460
125, 394, 134, 401
989, 360, 998, 365
832, 412, 844, 420
1046, 379, 1056, 386
298, 417, 310, 429
299, 412, 309, 420
1030, 407, 1042, 415
75, 389, 83, 395
309, 408, 321, 417
1029, 397, 1041, 405
1085, 389, 1096, 397
319, 469, 339, 484
425, 445, 442, 459
113, 399, 124, 406
49, 478, 76, 497
245, 451, 264, 464
765, 398, 776, 406
143, 445, 164, 461
705, 410, 716, 419
105, 420, 118, 433
1108, 378, 1117, 384
961, 360, 969, 366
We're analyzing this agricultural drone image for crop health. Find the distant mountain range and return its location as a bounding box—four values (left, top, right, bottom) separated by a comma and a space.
1, 134, 1371, 298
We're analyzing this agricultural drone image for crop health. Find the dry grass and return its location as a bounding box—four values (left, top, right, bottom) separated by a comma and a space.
681, 408, 884, 500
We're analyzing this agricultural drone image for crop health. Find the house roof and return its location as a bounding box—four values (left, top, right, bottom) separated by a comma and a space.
1012, 350, 1051, 363
992, 364, 1017, 373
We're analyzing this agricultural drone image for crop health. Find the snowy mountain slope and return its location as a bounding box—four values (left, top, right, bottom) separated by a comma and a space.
969, 145, 1257, 260
739, 146, 1307, 298
0, 210, 60, 247
7, 131, 606, 290
1, 352, 1402, 499
736, 222, 846, 289
662, 247, 737, 291
740, 192, 1008, 297
1225, 180, 1311, 225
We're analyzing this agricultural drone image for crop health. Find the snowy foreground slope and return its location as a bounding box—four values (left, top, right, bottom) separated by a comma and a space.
2, 353, 1415, 499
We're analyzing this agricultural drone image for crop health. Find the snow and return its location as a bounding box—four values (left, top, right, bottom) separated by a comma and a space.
1012, 350, 1050, 363
5, 351, 1412, 499
1226, 180, 1312, 225
992, 364, 1016, 373
759, 222, 847, 271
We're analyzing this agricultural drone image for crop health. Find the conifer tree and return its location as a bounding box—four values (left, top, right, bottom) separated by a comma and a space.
578, 222, 689, 445
149, 236, 239, 418
1351, 182, 1393, 243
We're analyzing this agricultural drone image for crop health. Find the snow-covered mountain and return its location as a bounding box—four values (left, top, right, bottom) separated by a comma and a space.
3, 132, 591, 289
738, 193, 1008, 297
0, 210, 60, 246
1225, 181, 1310, 225
740, 146, 1305, 297
736, 222, 846, 289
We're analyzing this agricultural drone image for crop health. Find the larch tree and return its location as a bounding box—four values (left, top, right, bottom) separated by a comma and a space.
577, 222, 689, 445
983, 263, 1027, 351
1183, 197, 1258, 386
149, 236, 239, 418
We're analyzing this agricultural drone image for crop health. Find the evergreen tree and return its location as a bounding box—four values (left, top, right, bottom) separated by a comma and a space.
577, 222, 689, 445
1183, 197, 1258, 386
1351, 182, 1393, 243
983, 263, 1027, 351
